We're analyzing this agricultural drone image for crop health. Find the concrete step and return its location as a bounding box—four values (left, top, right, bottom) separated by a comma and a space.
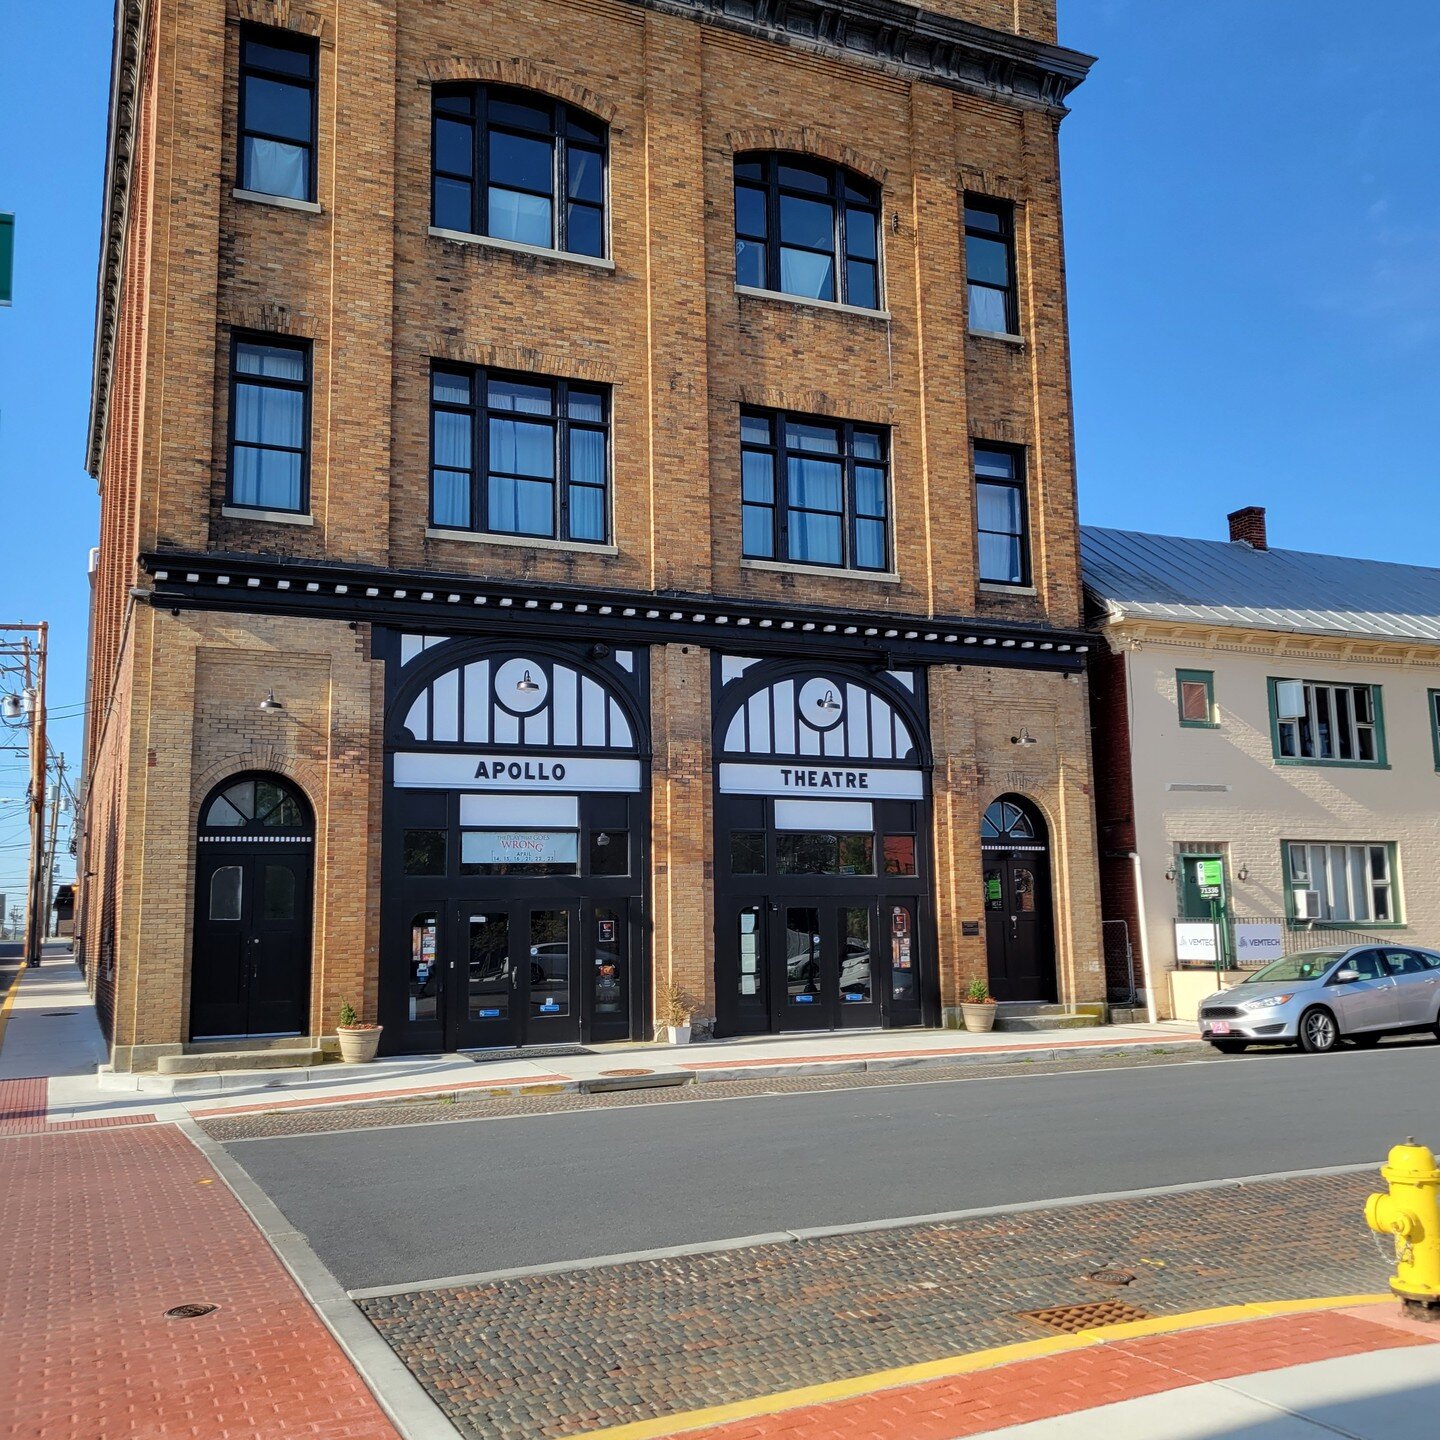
156, 1047, 325, 1075
993, 1012, 1105, 1033
994, 1001, 1107, 1019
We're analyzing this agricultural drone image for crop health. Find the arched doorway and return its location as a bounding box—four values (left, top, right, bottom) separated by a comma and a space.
191, 774, 314, 1040
712, 657, 935, 1036
981, 795, 1055, 1003
380, 636, 650, 1053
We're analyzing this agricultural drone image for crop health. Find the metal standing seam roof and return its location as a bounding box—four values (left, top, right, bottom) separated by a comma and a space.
1080, 526, 1440, 646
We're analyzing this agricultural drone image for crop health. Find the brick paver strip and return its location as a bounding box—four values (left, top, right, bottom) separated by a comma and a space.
358, 1171, 1391, 1440
677, 1309, 1434, 1440
0, 1118, 399, 1439
0, 1074, 155, 1136
203, 1046, 1219, 1142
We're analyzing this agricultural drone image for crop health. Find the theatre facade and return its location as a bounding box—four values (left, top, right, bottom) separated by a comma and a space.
79, 0, 1106, 1070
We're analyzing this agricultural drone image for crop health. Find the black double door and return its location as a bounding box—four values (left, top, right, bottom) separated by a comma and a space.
191, 847, 313, 1039
983, 852, 1055, 1002
411, 896, 638, 1051
723, 894, 924, 1033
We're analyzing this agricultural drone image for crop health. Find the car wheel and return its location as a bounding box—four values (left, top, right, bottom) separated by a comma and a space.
1298, 1007, 1339, 1054
1348, 1032, 1382, 1048
1210, 1040, 1248, 1054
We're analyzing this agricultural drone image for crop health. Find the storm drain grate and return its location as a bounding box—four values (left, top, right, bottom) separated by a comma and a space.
1019, 1300, 1150, 1334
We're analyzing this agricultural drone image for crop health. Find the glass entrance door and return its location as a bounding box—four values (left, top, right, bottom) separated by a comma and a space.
449, 903, 581, 1049
771, 900, 884, 1030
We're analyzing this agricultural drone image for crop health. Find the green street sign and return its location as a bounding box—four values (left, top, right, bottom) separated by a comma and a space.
1196, 859, 1223, 889
0, 213, 12, 306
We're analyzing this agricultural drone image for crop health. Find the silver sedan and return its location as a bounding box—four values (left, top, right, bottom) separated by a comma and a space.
1197, 945, 1440, 1054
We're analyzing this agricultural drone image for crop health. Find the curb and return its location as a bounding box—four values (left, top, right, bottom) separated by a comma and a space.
177, 1117, 461, 1440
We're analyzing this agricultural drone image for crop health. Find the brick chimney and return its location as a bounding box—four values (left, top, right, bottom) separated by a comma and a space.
1227, 506, 1268, 550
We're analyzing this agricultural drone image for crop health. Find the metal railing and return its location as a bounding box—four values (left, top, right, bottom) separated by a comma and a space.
1176, 914, 1389, 971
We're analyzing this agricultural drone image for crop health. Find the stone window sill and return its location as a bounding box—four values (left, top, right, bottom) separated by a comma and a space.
969, 328, 1025, 347
735, 285, 891, 322
428, 227, 615, 271
221, 505, 314, 527
741, 557, 900, 584
426, 527, 619, 556
979, 582, 1037, 596
233, 188, 323, 215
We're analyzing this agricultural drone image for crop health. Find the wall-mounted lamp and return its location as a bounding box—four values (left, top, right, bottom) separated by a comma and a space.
515, 669, 541, 693
258, 690, 284, 712
1164, 863, 1177, 882
816, 688, 841, 712
1010, 728, 1038, 747
594, 831, 612, 848
1237, 862, 1250, 882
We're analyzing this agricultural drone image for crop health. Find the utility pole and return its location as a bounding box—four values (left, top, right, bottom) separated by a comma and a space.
1, 622, 50, 964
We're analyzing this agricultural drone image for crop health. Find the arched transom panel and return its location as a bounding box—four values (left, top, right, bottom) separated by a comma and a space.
398, 653, 638, 753
721, 674, 917, 764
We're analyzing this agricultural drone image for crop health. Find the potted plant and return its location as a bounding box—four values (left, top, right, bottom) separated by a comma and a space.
336, 999, 383, 1064
656, 979, 697, 1046
961, 977, 997, 1033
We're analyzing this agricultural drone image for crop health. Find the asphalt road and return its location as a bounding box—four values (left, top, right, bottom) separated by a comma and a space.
225, 1043, 1440, 1291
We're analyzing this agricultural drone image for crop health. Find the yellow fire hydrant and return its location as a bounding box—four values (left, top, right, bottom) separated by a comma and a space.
1365, 1138, 1440, 1317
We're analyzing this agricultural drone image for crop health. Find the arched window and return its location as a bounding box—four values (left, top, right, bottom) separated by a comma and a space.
432, 85, 607, 257
200, 774, 312, 835
733, 153, 881, 308
981, 797, 1043, 846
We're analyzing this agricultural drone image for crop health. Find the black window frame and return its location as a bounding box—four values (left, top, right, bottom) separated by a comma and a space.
974, 441, 1030, 587
429, 363, 611, 544
964, 196, 1019, 336
740, 406, 891, 573
226, 332, 312, 516
237, 25, 319, 203
430, 84, 608, 258
733, 152, 883, 310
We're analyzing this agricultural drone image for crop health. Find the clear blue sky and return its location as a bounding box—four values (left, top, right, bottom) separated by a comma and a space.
1, 1, 1438, 894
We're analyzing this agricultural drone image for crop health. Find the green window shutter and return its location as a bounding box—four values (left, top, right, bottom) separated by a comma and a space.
0, 213, 13, 306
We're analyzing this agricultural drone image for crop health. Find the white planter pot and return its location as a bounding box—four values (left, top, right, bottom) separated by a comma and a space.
337, 1025, 382, 1063
961, 1003, 997, 1033
666, 1024, 692, 1046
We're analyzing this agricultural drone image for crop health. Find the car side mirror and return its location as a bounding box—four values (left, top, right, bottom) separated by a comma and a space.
1334, 969, 1360, 984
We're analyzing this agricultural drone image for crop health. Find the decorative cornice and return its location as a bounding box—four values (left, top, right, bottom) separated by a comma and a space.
1096, 615, 1440, 670
87, 0, 148, 481
137, 550, 1092, 673
622, 0, 1095, 112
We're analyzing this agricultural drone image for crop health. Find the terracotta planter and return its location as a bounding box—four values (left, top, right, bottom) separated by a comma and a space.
337, 1025, 382, 1063
961, 1003, 997, 1033
666, 1024, 692, 1046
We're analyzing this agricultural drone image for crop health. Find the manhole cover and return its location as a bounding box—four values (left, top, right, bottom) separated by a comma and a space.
599, 1068, 654, 1077
1088, 1268, 1137, 1287
1019, 1300, 1149, 1334
164, 1303, 218, 1320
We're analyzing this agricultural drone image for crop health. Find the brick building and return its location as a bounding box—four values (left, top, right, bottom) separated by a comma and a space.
80, 0, 1104, 1070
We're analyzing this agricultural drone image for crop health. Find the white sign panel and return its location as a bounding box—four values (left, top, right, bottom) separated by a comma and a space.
774, 799, 874, 832
1175, 921, 1221, 965
718, 762, 924, 800
394, 752, 642, 792
461, 831, 579, 866
1235, 922, 1284, 966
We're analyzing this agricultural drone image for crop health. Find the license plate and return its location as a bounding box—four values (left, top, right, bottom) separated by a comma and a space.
1207, 1020, 1231, 1036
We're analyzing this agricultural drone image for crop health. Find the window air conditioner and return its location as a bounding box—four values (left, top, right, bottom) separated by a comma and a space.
1294, 889, 1324, 921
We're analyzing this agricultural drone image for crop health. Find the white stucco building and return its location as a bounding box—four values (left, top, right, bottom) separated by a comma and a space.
1082, 508, 1440, 1020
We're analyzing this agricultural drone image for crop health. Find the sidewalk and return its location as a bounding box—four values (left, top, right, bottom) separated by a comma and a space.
14, 956, 1199, 1131
614, 1301, 1440, 1440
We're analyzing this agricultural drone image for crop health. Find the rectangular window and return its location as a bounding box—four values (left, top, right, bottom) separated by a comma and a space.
460, 829, 579, 875
228, 335, 310, 513
431, 365, 609, 542
964, 197, 1018, 336
1270, 678, 1385, 766
776, 833, 875, 876
239, 27, 317, 202
1285, 841, 1396, 924
1177, 669, 1216, 727
741, 408, 889, 572
1430, 691, 1440, 771
974, 443, 1028, 585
